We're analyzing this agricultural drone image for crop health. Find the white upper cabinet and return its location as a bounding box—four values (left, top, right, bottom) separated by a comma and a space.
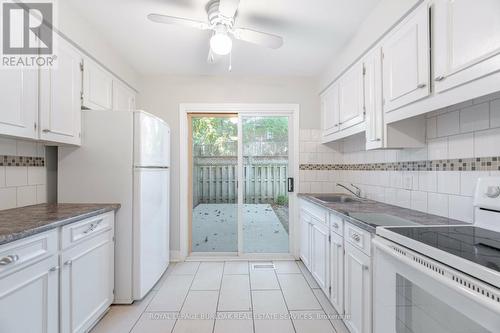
321, 82, 340, 136
113, 80, 136, 111
39, 37, 82, 145
82, 57, 113, 110
364, 47, 384, 150
382, 4, 430, 113
0, 69, 38, 140
434, 0, 500, 93
338, 61, 365, 130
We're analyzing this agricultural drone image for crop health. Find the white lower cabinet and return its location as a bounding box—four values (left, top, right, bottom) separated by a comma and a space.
0, 212, 115, 333
299, 209, 312, 270
311, 218, 329, 294
344, 242, 372, 333
329, 231, 344, 315
0, 255, 59, 333
299, 199, 373, 333
61, 229, 114, 333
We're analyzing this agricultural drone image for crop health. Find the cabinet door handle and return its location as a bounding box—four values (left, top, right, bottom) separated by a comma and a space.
64, 260, 72, 266
332, 223, 339, 229
0, 254, 19, 266
417, 83, 427, 89
42, 129, 51, 133
435, 75, 446, 81
351, 233, 361, 242
49, 266, 59, 272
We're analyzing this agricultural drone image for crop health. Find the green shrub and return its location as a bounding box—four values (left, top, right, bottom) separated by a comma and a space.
275, 195, 289, 206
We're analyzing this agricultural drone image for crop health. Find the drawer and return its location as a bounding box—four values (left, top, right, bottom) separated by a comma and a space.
61, 211, 114, 249
344, 222, 371, 256
300, 199, 327, 224
330, 213, 344, 236
0, 229, 58, 277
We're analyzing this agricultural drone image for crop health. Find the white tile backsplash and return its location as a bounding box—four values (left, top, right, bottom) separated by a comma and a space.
460, 103, 490, 133
491, 99, 500, 128
299, 93, 500, 223
427, 193, 449, 218
448, 133, 474, 159
410, 191, 428, 212
428, 137, 448, 160
0, 138, 17, 156
0, 188, 17, 210
474, 127, 500, 157
17, 186, 37, 207
448, 195, 474, 223
426, 117, 437, 139
437, 111, 460, 137
437, 171, 460, 195
0, 139, 47, 210
5, 167, 28, 187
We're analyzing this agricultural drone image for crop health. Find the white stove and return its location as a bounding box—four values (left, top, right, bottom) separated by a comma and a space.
373, 177, 500, 333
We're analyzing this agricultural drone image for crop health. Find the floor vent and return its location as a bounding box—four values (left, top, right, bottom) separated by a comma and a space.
252, 263, 275, 270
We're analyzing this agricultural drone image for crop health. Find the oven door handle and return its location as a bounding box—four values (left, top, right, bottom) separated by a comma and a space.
373, 238, 500, 315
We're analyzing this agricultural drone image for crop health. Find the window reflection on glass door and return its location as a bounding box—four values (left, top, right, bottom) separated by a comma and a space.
241, 116, 290, 253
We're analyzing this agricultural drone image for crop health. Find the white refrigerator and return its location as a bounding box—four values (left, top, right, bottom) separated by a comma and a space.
58, 110, 170, 303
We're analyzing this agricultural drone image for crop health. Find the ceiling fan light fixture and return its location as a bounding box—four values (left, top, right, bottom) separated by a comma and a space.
210, 29, 232, 56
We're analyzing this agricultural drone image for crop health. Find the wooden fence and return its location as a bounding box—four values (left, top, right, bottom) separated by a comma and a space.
193, 163, 288, 205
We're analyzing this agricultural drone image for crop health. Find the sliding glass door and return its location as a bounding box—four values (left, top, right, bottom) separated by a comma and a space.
241, 116, 290, 253
189, 113, 293, 256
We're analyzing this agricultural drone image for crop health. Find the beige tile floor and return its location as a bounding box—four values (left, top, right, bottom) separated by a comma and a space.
90, 260, 350, 333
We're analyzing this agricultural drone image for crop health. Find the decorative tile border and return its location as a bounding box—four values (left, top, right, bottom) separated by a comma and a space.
0, 155, 45, 167
300, 156, 500, 172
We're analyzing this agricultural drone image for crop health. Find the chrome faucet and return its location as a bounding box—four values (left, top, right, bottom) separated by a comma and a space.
337, 183, 362, 198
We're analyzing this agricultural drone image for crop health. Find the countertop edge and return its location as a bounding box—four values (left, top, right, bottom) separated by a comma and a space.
0, 204, 120, 246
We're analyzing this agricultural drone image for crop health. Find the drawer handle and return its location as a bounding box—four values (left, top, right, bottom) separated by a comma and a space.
332, 223, 339, 229
435, 75, 446, 82
83, 219, 103, 234
0, 254, 19, 266
64, 260, 72, 266
49, 266, 59, 272
417, 83, 427, 89
351, 233, 361, 242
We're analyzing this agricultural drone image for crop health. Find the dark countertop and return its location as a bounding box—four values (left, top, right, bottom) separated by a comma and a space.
298, 193, 467, 233
0, 203, 121, 245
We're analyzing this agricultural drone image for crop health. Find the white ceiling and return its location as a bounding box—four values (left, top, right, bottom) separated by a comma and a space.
66, 0, 381, 76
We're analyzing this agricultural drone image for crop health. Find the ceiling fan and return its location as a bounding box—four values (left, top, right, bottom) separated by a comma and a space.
147, 0, 284, 65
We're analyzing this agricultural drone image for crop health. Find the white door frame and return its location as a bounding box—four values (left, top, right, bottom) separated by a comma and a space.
179, 103, 300, 261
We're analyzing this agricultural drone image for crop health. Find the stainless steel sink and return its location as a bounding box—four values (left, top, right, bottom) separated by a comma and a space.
313, 194, 362, 203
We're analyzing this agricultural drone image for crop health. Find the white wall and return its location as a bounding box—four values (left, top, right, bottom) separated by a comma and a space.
136, 75, 320, 252
319, 0, 420, 91
56, 1, 138, 89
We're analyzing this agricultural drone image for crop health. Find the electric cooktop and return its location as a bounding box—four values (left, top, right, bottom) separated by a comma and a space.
386, 226, 500, 273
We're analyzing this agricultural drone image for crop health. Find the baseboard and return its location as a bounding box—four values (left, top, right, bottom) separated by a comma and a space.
169, 250, 182, 262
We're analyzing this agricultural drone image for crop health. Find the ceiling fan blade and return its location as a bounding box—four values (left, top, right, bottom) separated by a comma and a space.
147, 13, 209, 30
218, 0, 240, 18
232, 28, 283, 49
